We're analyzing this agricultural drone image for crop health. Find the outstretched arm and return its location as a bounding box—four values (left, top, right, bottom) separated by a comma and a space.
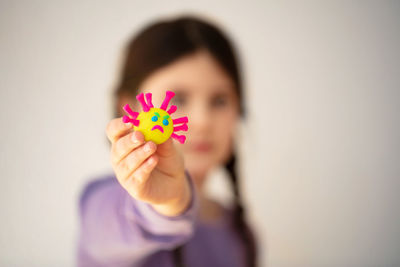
77, 171, 198, 267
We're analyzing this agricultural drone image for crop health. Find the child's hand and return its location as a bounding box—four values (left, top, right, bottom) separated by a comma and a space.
106, 117, 191, 217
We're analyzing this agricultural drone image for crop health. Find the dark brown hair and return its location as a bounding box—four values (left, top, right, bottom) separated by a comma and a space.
113, 15, 257, 267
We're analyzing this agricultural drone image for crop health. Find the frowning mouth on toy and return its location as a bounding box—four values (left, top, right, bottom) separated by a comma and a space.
151, 125, 164, 133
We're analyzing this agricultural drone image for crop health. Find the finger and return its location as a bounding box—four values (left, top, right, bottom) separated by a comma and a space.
131, 154, 159, 185
123, 155, 159, 199
106, 117, 133, 144
111, 131, 145, 165
115, 141, 157, 182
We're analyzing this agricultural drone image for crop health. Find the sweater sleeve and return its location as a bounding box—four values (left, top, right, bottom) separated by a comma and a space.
76, 171, 198, 267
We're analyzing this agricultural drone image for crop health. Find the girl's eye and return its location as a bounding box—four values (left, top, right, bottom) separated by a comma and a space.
171, 94, 186, 106
162, 119, 169, 126
211, 95, 228, 108
151, 116, 158, 122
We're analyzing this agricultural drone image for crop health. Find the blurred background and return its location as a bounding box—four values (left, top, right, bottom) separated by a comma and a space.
1, 0, 399, 266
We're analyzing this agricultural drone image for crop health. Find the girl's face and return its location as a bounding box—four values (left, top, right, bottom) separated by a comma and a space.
122, 50, 240, 187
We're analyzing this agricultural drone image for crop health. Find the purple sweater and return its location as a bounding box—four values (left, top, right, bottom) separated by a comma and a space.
77, 172, 247, 267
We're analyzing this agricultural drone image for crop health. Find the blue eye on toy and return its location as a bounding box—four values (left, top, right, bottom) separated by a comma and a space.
151, 116, 158, 122
162, 119, 169, 126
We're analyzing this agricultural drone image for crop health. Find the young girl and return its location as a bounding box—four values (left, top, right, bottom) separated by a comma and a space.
77, 16, 257, 267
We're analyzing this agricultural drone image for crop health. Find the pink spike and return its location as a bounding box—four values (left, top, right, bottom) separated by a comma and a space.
167, 105, 177, 115
173, 124, 188, 132
136, 93, 150, 112
122, 116, 139, 126
145, 93, 154, 108
171, 133, 186, 144
173, 116, 188, 124
123, 104, 139, 119
160, 91, 175, 110
122, 115, 130, 123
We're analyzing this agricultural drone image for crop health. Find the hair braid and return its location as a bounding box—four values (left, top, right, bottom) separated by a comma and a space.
172, 153, 257, 267
172, 245, 184, 267
225, 153, 257, 267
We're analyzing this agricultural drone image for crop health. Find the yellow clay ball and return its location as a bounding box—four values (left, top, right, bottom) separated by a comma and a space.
134, 108, 173, 144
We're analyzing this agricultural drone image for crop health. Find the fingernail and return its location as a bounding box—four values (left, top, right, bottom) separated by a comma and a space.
147, 156, 154, 166
144, 142, 154, 153
131, 132, 140, 144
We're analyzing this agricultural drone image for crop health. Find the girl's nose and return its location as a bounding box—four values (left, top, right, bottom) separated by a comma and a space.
188, 104, 212, 134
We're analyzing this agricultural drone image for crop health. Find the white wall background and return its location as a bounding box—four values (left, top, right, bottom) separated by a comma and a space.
1, 1, 399, 266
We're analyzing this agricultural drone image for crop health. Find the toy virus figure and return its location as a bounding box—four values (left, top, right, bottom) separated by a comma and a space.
122, 90, 188, 144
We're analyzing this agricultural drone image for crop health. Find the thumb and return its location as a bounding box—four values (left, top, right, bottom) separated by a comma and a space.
154, 137, 185, 178
155, 137, 176, 158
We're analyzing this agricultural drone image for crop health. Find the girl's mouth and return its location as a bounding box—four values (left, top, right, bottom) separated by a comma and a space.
191, 142, 212, 152
151, 125, 164, 133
